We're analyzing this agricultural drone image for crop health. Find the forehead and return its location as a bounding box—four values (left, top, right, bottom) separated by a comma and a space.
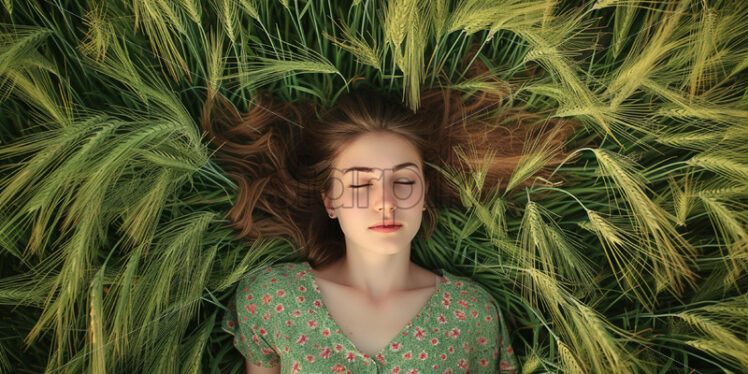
333, 132, 422, 173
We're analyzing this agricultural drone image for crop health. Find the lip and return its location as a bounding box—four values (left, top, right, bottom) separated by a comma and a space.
369, 220, 401, 229
369, 225, 402, 233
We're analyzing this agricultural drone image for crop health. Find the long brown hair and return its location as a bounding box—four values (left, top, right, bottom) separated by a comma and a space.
201, 55, 584, 269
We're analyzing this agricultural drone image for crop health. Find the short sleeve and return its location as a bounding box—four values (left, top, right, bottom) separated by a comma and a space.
469, 291, 520, 374
221, 273, 280, 368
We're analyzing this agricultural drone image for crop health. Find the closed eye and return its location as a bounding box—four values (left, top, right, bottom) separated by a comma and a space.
350, 181, 415, 188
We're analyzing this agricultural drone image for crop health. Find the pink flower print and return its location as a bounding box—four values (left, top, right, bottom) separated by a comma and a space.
305, 355, 315, 362
414, 327, 426, 340
390, 342, 402, 352
320, 347, 332, 358
462, 341, 470, 352
262, 293, 272, 305
258, 327, 267, 336
471, 310, 479, 318
443, 292, 451, 299
407, 370, 419, 374
439, 353, 447, 360
437, 315, 447, 324
296, 296, 304, 303
245, 304, 257, 314
335, 344, 343, 352
331, 363, 348, 373
293, 310, 301, 317
286, 320, 292, 327
477, 337, 487, 345
307, 320, 318, 328
392, 367, 401, 374
227, 320, 234, 328
277, 289, 285, 297
275, 304, 284, 312
270, 277, 277, 283
299, 285, 307, 292
457, 359, 467, 368
244, 287, 251, 293
454, 310, 466, 321
507, 346, 514, 354
448, 346, 455, 353
251, 335, 260, 345
246, 293, 253, 300
292, 362, 301, 374
485, 314, 493, 322
457, 300, 470, 308
470, 296, 478, 302
313, 300, 322, 308
447, 328, 461, 338
479, 358, 489, 367
260, 347, 275, 355
430, 338, 439, 345
262, 311, 271, 320
402, 351, 412, 360
345, 351, 356, 362
240, 334, 246, 342
455, 281, 463, 287
442, 298, 451, 308
296, 334, 308, 345
500, 361, 511, 369
376, 353, 386, 362
460, 291, 468, 296
418, 351, 428, 360
322, 328, 331, 336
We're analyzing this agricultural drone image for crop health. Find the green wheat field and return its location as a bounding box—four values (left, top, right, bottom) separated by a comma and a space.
0, 0, 746, 373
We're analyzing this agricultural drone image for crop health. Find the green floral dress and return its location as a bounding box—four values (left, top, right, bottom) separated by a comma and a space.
222, 261, 520, 373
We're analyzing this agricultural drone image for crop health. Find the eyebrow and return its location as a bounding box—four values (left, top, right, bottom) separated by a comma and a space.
342, 162, 419, 175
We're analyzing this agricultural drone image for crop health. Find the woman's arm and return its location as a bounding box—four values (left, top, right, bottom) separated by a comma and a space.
245, 357, 280, 374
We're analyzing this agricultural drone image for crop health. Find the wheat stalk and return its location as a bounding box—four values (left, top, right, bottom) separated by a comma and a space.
557, 340, 587, 374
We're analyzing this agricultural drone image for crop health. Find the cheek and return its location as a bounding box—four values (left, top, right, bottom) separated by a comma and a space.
395, 184, 425, 207
343, 189, 369, 209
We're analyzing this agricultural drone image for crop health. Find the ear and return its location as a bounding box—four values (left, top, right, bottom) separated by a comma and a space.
422, 179, 429, 211
321, 191, 328, 209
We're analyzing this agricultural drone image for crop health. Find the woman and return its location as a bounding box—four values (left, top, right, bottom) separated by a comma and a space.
204, 82, 579, 373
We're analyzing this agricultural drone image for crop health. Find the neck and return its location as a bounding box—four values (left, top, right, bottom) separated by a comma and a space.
335, 246, 414, 303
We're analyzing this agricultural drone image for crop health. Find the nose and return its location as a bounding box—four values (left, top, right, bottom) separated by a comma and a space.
373, 175, 397, 214
375, 191, 396, 213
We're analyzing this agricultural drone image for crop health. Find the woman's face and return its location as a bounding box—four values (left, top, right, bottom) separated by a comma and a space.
321, 132, 428, 254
